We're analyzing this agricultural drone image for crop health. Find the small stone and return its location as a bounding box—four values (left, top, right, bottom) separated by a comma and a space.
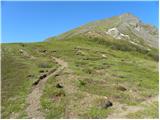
102, 54, 107, 58
19, 49, 24, 53
116, 85, 127, 91
56, 83, 63, 88
101, 100, 113, 109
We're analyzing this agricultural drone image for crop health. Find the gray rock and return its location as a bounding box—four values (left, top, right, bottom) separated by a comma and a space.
117, 13, 158, 48
101, 100, 113, 109
56, 83, 63, 88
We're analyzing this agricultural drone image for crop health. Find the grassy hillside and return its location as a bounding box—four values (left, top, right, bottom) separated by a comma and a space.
1, 36, 158, 118
1, 43, 59, 118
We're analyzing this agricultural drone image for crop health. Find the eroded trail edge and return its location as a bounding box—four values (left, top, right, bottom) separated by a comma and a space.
26, 57, 68, 119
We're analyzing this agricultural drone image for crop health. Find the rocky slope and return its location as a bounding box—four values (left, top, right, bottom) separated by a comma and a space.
49, 13, 158, 49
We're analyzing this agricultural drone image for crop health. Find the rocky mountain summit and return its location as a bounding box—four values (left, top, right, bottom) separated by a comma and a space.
53, 13, 158, 49
117, 13, 158, 48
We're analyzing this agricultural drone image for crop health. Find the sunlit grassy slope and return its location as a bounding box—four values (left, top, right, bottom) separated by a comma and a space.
1, 35, 158, 118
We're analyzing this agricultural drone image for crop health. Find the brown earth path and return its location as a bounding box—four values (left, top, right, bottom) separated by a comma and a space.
25, 57, 68, 119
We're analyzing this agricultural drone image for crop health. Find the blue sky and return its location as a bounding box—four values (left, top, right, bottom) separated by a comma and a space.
2, 1, 159, 43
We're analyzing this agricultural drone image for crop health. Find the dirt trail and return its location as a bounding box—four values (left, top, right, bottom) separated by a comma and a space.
26, 57, 68, 119
25, 55, 158, 119
107, 95, 158, 118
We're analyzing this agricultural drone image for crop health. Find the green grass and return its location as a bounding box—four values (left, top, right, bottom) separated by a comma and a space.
81, 107, 112, 119
1, 35, 158, 118
127, 101, 159, 118
1, 43, 58, 118
2, 48, 33, 118
68, 40, 158, 106
40, 76, 66, 118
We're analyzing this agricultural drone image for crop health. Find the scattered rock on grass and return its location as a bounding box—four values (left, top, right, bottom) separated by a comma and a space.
19, 49, 24, 54
102, 54, 107, 58
116, 85, 127, 91
56, 83, 63, 88
101, 100, 113, 109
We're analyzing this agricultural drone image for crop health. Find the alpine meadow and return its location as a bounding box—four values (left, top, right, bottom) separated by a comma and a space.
1, 3, 159, 119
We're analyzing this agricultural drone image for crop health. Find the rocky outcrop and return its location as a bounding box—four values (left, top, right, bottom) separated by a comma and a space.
117, 13, 158, 48
106, 27, 130, 40
48, 13, 158, 49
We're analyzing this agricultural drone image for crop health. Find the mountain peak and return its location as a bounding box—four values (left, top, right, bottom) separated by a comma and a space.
50, 13, 158, 48
118, 13, 140, 23
119, 13, 137, 18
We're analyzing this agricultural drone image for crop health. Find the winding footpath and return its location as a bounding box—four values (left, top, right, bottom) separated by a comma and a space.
25, 56, 158, 119
25, 57, 68, 119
